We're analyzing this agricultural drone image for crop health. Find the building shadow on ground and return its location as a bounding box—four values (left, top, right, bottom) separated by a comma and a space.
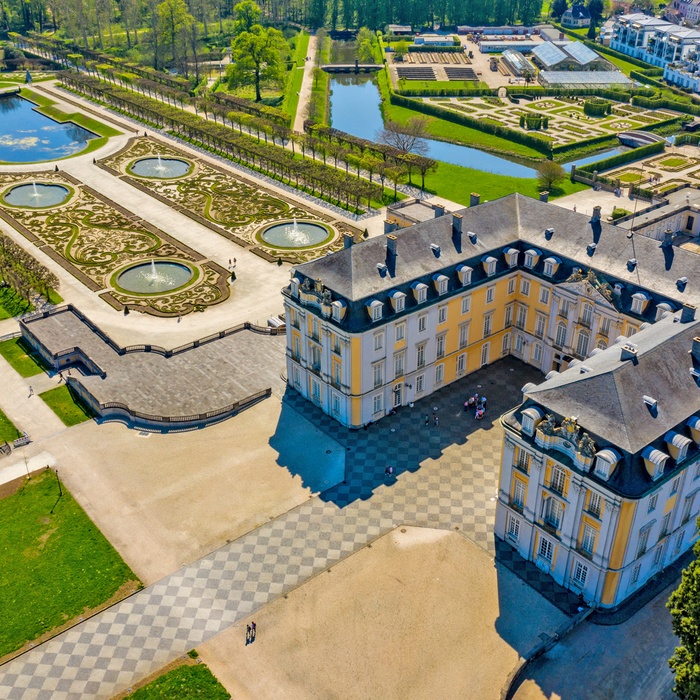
271, 357, 544, 507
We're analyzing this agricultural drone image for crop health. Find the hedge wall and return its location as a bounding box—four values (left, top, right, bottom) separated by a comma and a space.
577, 139, 665, 175
394, 85, 497, 97
408, 44, 463, 53
676, 133, 700, 146
631, 94, 700, 117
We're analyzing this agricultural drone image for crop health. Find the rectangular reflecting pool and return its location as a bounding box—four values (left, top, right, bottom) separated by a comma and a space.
0, 94, 97, 162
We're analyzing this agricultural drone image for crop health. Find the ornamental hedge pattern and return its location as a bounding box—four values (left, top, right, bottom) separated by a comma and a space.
0, 171, 229, 316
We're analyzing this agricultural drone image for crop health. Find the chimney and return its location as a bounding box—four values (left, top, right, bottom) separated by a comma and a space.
343, 232, 354, 249
663, 229, 674, 248
682, 303, 697, 323
621, 343, 638, 362
470, 192, 480, 207
434, 204, 445, 218
452, 213, 462, 236
384, 220, 397, 235
540, 191, 549, 203
591, 206, 601, 222
386, 234, 397, 258
678, 277, 688, 291
544, 227, 554, 240
692, 336, 700, 362
627, 258, 637, 271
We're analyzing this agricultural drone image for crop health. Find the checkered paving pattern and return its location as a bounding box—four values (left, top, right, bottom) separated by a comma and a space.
0, 358, 544, 699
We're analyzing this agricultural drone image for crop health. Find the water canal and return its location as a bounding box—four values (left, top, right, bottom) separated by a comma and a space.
327, 74, 628, 178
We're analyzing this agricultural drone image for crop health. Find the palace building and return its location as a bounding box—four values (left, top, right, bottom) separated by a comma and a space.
495, 312, 700, 608
281, 192, 700, 608
282, 193, 700, 430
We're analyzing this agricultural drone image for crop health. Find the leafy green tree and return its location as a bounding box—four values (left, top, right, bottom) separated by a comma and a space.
394, 41, 408, 62
356, 26, 376, 63
536, 160, 566, 191
669, 536, 700, 700
233, 0, 260, 34
587, 22, 597, 40
157, 0, 194, 67
551, 0, 568, 19
588, 0, 604, 24
230, 24, 286, 101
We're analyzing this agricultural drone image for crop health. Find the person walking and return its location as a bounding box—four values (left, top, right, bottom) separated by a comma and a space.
246, 624, 251, 645
425, 414, 429, 426
251, 621, 257, 642
433, 413, 438, 428
28, 386, 33, 397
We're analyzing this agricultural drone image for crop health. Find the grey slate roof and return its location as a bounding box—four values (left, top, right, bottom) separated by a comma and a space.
525, 313, 700, 454
295, 194, 700, 309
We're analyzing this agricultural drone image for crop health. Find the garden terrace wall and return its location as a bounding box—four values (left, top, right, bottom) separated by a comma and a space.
631, 95, 700, 117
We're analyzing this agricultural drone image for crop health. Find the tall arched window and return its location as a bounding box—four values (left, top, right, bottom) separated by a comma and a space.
556, 322, 567, 347
576, 330, 590, 358
597, 339, 607, 351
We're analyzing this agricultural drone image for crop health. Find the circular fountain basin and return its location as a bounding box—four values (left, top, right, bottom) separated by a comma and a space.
3, 183, 70, 208
129, 157, 191, 179
116, 261, 194, 294
260, 221, 332, 249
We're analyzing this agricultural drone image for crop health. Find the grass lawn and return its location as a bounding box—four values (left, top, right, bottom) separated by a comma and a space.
39, 385, 94, 427
0, 287, 32, 320
385, 101, 547, 161
414, 161, 587, 206
0, 407, 21, 443
0, 469, 139, 658
659, 156, 689, 168
127, 664, 230, 699
0, 338, 47, 377
618, 172, 643, 183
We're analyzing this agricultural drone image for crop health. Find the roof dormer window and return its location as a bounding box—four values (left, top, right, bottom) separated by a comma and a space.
433, 273, 449, 296
594, 448, 621, 481
482, 255, 497, 277
411, 281, 428, 304
665, 430, 692, 463
456, 264, 473, 287
366, 299, 383, 322
631, 291, 651, 315
543, 256, 561, 278
290, 276, 301, 298
521, 406, 545, 436
524, 248, 541, 269
389, 290, 406, 313
331, 299, 347, 322
504, 247, 519, 268
642, 446, 670, 481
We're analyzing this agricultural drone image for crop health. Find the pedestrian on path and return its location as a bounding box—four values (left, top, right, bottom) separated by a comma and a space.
233, 257, 237, 267
424, 414, 429, 426
433, 413, 438, 428
251, 621, 257, 642
28, 386, 33, 397
246, 624, 251, 645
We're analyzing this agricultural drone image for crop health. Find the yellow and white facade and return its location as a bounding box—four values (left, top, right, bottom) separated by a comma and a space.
283, 194, 696, 430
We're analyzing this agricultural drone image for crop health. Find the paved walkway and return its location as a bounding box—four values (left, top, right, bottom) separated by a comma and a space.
293, 34, 318, 134
512, 581, 678, 700
0, 358, 543, 698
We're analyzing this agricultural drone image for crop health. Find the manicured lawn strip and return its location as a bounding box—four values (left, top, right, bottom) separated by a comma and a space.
39, 385, 94, 427
47, 289, 64, 304
19, 87, 54, 108
420, 161, 587, 206
0, 338, 47, 377
0, 470, 140, 658
294, 31, 310, 68
385, 100, 546, 160
127, 664, 230, 699
0, 407, 20, 443
0, 287, 32, 320
285, 67, 305, 119
37, 104, 122, 137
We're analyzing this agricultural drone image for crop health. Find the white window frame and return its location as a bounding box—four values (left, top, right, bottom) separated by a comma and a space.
538, 536, 554, 562
373, 332, 384, 351
581, 525, 596, 555
416, 373, 425, 393
483, 314, 493, 338
521, 279, 530, 296
435, 363, 444, 385
486, 286, 495, 304
533, 343, 542, 364
438, 305, 448, 324
508, 277, 516, 295
513, 479, 526, 508
457, 353, 466, 375
461, 295, 471, 314
459, 323, 469, 349
540, 287, 550, 305
416, 342, 426, 369
480, 343, 490, 367
507, 515, 520, 541
436, 333, 446, 359
395, 322, 405, 342
418, 315, 427, 333
372, 392, 383, 415
572, 560, 589, 587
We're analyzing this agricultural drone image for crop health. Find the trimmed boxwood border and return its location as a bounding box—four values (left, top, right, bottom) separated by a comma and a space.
1, 182, 75, 210
109, 259, 200, 297
254, 220, 335, 251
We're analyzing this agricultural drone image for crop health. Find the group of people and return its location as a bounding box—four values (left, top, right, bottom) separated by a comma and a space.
464, 393, 487, 420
